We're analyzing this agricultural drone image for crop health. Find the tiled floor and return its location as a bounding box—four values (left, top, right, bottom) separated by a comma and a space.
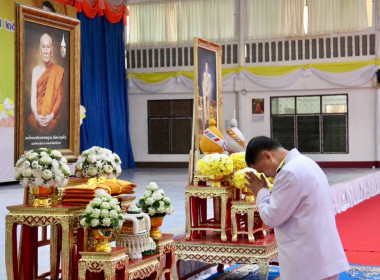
0, 167, 378, 279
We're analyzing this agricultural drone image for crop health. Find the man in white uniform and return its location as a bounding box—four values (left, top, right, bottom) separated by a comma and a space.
244, 136, 349, 280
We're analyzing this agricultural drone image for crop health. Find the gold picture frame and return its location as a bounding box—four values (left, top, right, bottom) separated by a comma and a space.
189, 38, 223, 184
15, 3, 80, 162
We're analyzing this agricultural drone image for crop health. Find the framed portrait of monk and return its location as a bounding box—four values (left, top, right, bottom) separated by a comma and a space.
188, 38, 223, 184
15, 4, 80, 162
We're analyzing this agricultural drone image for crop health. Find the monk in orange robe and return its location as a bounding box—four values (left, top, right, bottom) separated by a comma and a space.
27, 33, 64, 134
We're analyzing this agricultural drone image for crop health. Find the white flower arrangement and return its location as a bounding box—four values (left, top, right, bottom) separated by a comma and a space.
74, 146, 122, 179
80, 189, 124, 229
14, 148, 70, 188
137, 182, 174, 217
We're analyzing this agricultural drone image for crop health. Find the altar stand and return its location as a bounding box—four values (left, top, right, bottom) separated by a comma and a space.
174, 231, 278, 280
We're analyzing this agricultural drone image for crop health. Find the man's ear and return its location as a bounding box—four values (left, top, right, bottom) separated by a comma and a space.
261, 151, 272, 161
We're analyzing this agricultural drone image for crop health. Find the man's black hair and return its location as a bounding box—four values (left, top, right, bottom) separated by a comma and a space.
42, 1, 56, 12
245, 136, 282, 166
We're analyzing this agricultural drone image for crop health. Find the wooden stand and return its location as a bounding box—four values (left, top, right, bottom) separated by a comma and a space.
78, 248, 128, 280
175, 232, 278, 280
5, 204, 84, 280
155, 233, 176, 280
185, 185, 233, 242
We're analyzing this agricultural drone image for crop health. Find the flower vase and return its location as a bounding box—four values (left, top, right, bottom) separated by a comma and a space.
209, 176, 223, 188
242, 187, 255, 202
150, 215, 165, 239
30, 186, 55, 207
91, 228, 114, 252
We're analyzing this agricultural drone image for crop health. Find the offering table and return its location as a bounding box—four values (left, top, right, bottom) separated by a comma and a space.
155, 233, 176, 280
174, 232, 278, 280
185, 185, 233, 242
5, 204, 83, 280
78, 248, 128, 280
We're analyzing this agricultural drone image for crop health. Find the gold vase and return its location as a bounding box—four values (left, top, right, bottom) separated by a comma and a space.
209, 175, 223, 187
30, 186, 55, 207
91, 228, 114, 252
242, 187, 255, 202
150, 215, 165, 239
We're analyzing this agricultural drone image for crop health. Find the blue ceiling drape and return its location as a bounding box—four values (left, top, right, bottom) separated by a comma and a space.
78, 13, 135, 169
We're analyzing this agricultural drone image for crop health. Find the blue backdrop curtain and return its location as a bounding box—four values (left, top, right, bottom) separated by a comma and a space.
78, 12, 135, 169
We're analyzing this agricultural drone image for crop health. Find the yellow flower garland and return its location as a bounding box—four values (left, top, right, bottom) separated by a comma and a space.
229, 152, 247, 171
232, 167, 273, 191
197, 153, 234, 179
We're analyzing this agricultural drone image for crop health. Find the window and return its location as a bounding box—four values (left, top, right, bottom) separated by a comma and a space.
148, 100, 193, 154
271, 95, 348, 153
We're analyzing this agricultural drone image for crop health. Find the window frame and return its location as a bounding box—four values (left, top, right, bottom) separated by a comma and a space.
270, 94, 349, 154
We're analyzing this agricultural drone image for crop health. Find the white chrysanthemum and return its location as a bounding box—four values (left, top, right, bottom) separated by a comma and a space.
100, 209, 109, 218
104, 165, 113, 174
143, 190, 151, 198
34, 177, 44, 186
42, 170, 53, 180
166, 206, 174, 215
148, 207, 156, 215
95, 189, 108, 198
102, 218, 111, 227
40, 156, 52, 165
91, 219, 100, 228
51, 159, 59, 169
80, 218, 88, 227
22, 168, 32, 178
109, 210, 118, 218
61, 165, 71, 176
90, 198, 102, 207
40, 152, 48, 157
145, 197, 154, 205
87, 154, 97, 163
101, 202, 110, 209
152, 191, 163, 201
16, 157, 26, 167
23, 161, 31, 168
14, 170, 22, 180
85, 205, 93, 214
90, 208, 101, 218
20, 178, 29, 187
147, 182, 159, 191
87, 166, 98, 176
36, 165, 43, 171
27, 152, 38, 161
31, 161, 38, 168
76, 163, 83, 170
51, 150, 62, 158
109, 199, 118, 208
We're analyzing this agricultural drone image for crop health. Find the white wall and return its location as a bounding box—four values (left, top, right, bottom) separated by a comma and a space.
128, 73, 377, 164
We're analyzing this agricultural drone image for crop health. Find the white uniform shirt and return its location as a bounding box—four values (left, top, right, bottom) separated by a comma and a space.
256, 149, 349, 280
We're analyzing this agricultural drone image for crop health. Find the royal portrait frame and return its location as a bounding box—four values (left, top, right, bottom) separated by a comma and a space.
189, 38, 223, 184
15, 3, 80, 163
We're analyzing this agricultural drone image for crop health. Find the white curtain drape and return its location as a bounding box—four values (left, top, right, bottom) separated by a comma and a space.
128, 65, 377, 92
128, 0, 236, 46
308, 0, 368, 35
246, 0, 304, 39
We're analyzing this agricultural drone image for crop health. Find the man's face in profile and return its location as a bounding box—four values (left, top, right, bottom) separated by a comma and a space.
40, 34, 53, 64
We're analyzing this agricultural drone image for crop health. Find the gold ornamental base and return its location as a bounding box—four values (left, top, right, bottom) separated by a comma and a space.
150, 216, 165, 239
92, 228, 114, 253
33, 198, 52, 207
